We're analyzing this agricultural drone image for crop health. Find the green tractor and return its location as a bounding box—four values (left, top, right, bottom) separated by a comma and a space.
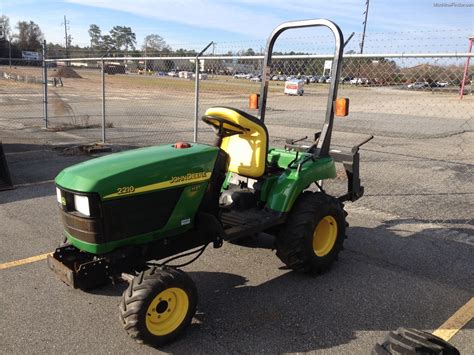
48, 19, 372, 346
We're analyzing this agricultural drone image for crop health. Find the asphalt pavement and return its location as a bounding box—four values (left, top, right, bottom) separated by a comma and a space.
0, 125, 472, 353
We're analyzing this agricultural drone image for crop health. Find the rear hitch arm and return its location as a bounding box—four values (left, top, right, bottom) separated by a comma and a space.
330, 135, 373, 202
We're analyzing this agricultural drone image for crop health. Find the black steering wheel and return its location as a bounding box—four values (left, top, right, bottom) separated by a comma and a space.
202, 115, 249, 145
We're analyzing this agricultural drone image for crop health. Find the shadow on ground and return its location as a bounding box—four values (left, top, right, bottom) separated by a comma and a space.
85, 219, 472, 353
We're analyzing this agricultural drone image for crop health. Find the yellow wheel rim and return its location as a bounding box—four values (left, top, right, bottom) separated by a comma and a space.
145, 287, 189, 336
312, 215, 338, 257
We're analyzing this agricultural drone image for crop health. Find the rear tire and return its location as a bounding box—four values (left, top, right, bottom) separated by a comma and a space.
119, 267, 197, 346
276, 192, 346, 274
372, 328, 460, 355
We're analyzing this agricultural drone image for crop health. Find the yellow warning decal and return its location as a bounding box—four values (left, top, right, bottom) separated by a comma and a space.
103, 172, 212, 199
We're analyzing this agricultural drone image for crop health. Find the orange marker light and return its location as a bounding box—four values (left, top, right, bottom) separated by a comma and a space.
335, 98, 349, 117
174, 142, 191, 149
249, 93, 260, 109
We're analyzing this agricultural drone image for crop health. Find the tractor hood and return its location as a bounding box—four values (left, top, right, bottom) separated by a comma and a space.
55, 143, 219, 200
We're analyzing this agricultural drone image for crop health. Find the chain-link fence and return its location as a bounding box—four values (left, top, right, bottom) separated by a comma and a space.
1, 54, 472, 144
0, 31, 472, 233
7, 53, 466, 146
1, 28, 472, 147
0, 58, 44, 134
195, 54, 473, 230
39, 57, 198, 144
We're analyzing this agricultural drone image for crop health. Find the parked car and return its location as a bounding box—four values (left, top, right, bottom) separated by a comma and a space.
250, 75, 261, 82
179, 71, 193, 79
271, 75, 279, 81
350, 77, 369, 85
234, 73, 251, 79
325, 76, 332, 83
340, 76, 353, 83
192, 73, 208, 80
436, 81, 449, 87
318, 76, 328, 83
167, 71, 179, 77
407, 82, 428, 89
104, 64, 126, 74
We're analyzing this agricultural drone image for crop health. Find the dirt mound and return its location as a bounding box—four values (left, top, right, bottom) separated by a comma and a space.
51, 66, 82, 78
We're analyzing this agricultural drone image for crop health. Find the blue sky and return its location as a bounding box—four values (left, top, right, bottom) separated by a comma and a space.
1, 0, 473, 53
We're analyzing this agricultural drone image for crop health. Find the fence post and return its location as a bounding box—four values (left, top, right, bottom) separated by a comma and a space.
194, 42, 214, 143
42, 40, 48, 129
194, 57, 199, 143
459, 37, 473, 99
8, 39, 12, 69
101, 59, 106, 143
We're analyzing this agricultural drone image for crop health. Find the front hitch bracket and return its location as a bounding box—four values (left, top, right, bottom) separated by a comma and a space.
47, 246, 111, 289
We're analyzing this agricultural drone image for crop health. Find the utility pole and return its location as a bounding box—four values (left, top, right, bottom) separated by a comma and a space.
360, 0, 370, 54
62, 15, 70, 59
355, 0, 370, 85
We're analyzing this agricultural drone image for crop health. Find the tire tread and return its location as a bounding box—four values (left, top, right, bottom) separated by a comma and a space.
119, 267, 197, 346
276, 192, 346, 273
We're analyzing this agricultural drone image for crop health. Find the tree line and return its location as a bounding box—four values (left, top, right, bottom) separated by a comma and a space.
0, 15, 44, 54
0, 14, 263, 60
0, 15, 198, 59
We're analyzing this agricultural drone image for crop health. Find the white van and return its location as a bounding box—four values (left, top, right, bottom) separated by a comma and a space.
284, 79, 305, 96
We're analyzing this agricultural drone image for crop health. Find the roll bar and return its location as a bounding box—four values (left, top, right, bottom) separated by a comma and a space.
258, 19, 344, 157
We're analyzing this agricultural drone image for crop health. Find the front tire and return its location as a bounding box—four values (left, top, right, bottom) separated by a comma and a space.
276, 192, 346, 274
119, 267, 197, 346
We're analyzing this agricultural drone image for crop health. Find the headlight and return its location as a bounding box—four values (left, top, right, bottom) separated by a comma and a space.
56, 187, 62, 204
74, 194, 90, 216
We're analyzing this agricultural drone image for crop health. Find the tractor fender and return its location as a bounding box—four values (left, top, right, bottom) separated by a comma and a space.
265, 157, 336, 213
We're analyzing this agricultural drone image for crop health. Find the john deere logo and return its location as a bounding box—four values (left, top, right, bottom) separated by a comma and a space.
103, 171, 211, 200
170, 172, 208, 184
